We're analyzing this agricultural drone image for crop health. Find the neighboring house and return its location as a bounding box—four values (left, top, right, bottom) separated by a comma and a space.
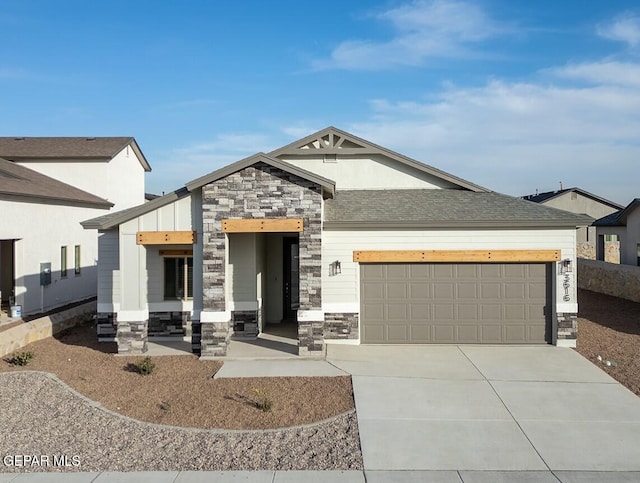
0, 137, 150, 316
593, 199, 640, 266
522, 188, 622, 260
82, 127, 592, 357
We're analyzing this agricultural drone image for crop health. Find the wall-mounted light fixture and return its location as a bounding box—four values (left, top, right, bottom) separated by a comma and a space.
329, 260, 341, 277
559, 258, 573, 275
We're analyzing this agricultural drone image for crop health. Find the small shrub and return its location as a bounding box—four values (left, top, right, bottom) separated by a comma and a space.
159, 401, 171, 412
8, 351, 34, 366
252, 388, 273, 412
134, 356, 155, 376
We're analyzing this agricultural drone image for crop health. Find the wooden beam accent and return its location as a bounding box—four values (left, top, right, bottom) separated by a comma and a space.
222, 218, 303, 233
136, 231, 196, 245
353, 249, 561, 263
159, 249, 193, 257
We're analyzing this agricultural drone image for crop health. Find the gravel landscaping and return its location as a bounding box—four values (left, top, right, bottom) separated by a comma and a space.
0, 372, 362, 472
575, 289, 640, 397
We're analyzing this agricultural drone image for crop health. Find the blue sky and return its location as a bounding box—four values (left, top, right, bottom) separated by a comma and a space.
1, 0, 639, 205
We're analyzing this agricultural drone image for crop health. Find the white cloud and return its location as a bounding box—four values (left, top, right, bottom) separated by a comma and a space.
347, 65, 640, 204
597, 12, 640, 47
146, 132, 276, 195
552, 61, 640, 87
313, 0, 506, 70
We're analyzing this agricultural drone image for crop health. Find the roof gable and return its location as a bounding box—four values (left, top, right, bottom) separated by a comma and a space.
185, 152, 335, 196
269, 126, 487, 193
0, 157, 113, 208
522, 188, 623, 210
0, 137, 151, 172
597, 198, 640, 226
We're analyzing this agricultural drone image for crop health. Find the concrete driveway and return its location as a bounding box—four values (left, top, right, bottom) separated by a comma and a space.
326, 345, 640, 475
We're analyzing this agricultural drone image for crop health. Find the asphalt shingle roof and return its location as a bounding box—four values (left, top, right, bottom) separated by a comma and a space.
0, 157, 113, 208
324, 189, 594, 228
0, 137, 133, 158
0, 136, 151, 171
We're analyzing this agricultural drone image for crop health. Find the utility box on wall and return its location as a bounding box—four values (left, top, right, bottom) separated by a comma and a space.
40, 262, 51, 286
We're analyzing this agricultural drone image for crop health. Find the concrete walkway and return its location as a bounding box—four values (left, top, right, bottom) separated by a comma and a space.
3, 470, 640, 481
326, 345, 640, 473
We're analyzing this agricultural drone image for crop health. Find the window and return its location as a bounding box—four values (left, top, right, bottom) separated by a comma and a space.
61, 246, 67, 278
164, 257, 193, 300
74, 245, 81, 275
604, 234, 619, 242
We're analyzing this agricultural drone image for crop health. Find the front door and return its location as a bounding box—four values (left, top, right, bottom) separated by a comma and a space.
283, 237, 299, 322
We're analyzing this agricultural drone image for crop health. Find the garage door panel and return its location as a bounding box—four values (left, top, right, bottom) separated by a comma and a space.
362, 264, 385, 279
457, 304, 478, 321
505, 325, 526, 343
480, 283, 501, 299
410, 324, 430, 342
434, 304, 454, 320
386, 264, 409, 278
434, 283, 454, 299
387, 303, 408, 320
457, 283, 477, 299
362, 282, 385, 299
504, 264, 526, 277
481, 304, 502, 320
434, 324, 455, 342
456, 264, 478, 278
387, 325, 409, 342
361, 262, 549, 344
480, 325, 502, 343
386, 282, 408, 299
362, 303, 385, 322
457, 324, 479, 342
434, 264, 454, 277
529, 325, 546, 342
410, 304, 430, 320
410, 283, 430, 299
505, 304, 526, 320
505, 283, 526, 300
528, 281, 546, 299
480, 264, 502, 278
363, 324, 385, 343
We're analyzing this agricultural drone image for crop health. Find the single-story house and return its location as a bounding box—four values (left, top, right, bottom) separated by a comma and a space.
82, 127, 592, 357
522, 188, 622, 260
0, 137, 150, 316
593, 199, 640, 266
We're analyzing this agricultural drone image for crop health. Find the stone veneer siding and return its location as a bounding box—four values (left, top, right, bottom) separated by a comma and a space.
200, 162, 323, 357
556, 312, 578, 342
96, 312, 117, 342
148, 311, 191, 337
324, 313, 359, 340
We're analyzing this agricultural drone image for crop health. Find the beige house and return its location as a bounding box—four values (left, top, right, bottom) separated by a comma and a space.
594, 199, 640, 266
522, 188, 622, 260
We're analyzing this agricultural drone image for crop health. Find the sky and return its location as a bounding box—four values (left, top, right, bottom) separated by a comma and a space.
1, 0, 639, 206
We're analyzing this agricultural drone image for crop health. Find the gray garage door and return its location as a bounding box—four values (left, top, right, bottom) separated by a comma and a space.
360, 263, 550, 344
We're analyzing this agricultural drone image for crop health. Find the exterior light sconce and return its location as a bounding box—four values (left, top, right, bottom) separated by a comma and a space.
329, 260, 341, 277
559, 259, 572, 275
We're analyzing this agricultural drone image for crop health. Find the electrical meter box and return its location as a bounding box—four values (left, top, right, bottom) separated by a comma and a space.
40, 262, 52, 286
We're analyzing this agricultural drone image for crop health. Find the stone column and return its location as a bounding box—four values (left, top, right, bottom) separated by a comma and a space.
116, 320, 148, 354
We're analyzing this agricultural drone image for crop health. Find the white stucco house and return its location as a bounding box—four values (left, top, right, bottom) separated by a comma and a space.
0, 137, 150, 316
594, 199, 640, 266
82, 127, 592, 357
